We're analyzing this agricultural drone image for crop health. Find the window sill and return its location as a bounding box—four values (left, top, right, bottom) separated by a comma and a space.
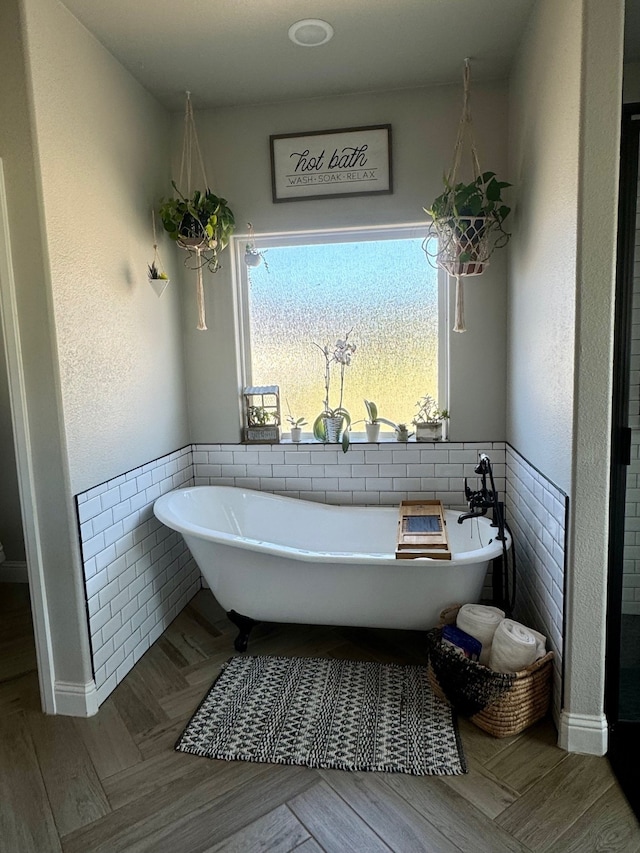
278, 435, 450, 445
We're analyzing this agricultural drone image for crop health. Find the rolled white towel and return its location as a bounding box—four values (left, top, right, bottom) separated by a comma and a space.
530, 627, 547, 660
456, 603, 505, 666
489, 619, 545, 673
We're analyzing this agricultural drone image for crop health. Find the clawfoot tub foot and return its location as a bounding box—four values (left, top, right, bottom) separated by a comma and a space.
227, 609, 259, 652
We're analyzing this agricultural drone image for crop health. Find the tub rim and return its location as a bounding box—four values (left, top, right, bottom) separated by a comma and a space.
153, 485, 511, 567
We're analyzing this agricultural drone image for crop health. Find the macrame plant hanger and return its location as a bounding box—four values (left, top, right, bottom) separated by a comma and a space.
450, 60, 478, 333
426, 60, 489, 333
178, 91, 211, 331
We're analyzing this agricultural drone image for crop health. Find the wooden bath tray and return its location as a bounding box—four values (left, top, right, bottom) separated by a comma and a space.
395, 500, 451, 560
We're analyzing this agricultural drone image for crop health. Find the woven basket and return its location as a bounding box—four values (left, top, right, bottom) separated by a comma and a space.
427, 606, 554, 738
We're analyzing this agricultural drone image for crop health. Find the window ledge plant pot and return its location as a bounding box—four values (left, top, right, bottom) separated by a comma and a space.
415, 422, 443, 442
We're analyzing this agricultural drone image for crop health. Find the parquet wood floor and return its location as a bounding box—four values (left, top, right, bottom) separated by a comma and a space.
1, 582, 638, 853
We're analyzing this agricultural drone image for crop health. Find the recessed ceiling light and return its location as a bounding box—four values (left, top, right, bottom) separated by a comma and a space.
288, 19, 334, 47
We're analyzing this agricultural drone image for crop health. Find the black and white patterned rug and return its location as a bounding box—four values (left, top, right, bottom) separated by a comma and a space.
176, 655, 466, 775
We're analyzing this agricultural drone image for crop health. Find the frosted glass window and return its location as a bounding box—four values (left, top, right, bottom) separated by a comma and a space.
240, 229, 442, 433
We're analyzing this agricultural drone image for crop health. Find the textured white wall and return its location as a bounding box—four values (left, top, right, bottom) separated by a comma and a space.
22, 0, 189, 497
176, 84, 509, 444
11, 0, 191, 695
0, 0, 91, 686
508, 0, 624, 752
564, 0, 623, 744
507, 0, 582, 495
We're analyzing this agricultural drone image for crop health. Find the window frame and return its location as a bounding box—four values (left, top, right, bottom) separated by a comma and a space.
232, 223, 449, 437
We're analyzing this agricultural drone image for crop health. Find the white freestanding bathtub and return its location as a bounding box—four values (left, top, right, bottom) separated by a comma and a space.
154, 485, 510, 649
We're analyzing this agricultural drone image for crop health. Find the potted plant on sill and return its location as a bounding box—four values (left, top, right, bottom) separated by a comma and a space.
395, 423, 414, 443
286, 415, 307, 443
424, 171, 511, 277
356, 400, 397, 442
312, 332, 356, 453
245, 405, 279, 443
413, 395, 449, 442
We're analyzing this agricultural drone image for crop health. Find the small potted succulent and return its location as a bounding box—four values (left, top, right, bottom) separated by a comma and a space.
286, 414, 307, 443
147, 260, 169, 297
395, 423, 414, 443
147, 261, 168, 282
413, 395, 449, 442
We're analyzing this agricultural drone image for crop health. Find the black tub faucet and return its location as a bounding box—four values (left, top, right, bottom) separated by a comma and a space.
458, 454, 501, 530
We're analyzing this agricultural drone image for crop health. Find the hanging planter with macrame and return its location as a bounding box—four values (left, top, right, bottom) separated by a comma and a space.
147, 208, 170, 298
423, 60, 511, 333
244, 222, 269, 270
158, 92, 235, 330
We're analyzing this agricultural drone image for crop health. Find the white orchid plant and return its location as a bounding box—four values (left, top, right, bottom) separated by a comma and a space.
312, 331, 357, 451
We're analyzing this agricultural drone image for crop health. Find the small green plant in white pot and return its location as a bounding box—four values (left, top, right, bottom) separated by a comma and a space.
413, 395, 449, 442
359, 400, 397, 442
286, 414, 307, 443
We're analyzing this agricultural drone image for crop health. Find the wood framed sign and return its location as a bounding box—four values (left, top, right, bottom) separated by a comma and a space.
269, 124, 392, 203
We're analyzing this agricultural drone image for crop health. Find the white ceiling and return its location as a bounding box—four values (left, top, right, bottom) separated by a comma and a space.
58, 0, 640, 112
59, 0, 536, 111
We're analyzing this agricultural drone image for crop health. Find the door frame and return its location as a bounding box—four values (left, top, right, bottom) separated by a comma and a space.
606, 102, 640, 813
0, 159, 56, 712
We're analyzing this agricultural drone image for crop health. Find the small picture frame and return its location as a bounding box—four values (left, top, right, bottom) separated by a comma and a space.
270, 124, 392, 203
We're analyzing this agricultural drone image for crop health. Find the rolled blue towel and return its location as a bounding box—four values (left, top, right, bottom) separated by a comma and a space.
442, 624, 482, 661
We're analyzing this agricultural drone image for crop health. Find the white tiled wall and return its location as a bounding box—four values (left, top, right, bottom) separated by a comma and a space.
624, 172, 640, 615
76, 446, 199, 706
192, 440, 506, 508
505, 445, 568, 721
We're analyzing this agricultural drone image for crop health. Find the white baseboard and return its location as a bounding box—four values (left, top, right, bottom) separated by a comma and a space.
54, 679, 99, 717
558, 710, 608, 755
0, 560, 28, 583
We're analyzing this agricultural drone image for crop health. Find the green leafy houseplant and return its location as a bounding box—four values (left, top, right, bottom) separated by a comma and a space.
247, 406, 276, 427
424, 171, 511, 271
413, 395, 449, 425
362, 399, 397, 429
413, 395, 449, 442
159, 181, 236, 273
350, 399, 397, 442
286, 415, 307, 428
426, 172, 511, 234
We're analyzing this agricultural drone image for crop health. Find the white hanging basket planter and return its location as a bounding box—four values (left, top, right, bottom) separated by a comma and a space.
430, 217, 491, 277
244, 248, 263, 267
177, 234, 218, 252
158, 93, 236, 330
422, 60, 512, 335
